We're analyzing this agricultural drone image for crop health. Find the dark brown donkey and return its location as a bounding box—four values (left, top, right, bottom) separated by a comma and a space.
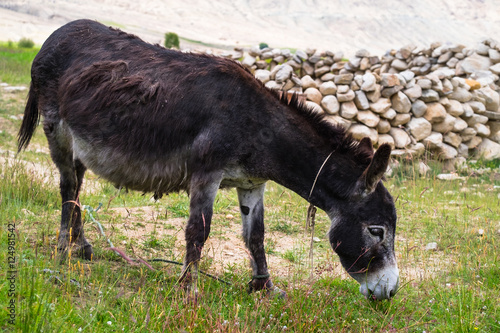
18, 19, 399, 300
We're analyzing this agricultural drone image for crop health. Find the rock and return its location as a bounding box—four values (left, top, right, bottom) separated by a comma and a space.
437, 174, 465, 181
475, 138, 500, 160
465, 136, 483, 149
411, 100, 428, 117
381, 85, 404, 98
357, 110, 380, 128
466, 114, 489, 126
377, 119, 392, 134
467, 101, 486, 114
377, 108, 395, 122
337, 89, 356, 102
424, 103, 447, 123
324, 115, 351, 129
476, 86, 500, 111
400, 69, 415, 82
369, 98, 392, 114
490, 63, 500, 75
340, 101, 358, 119
461, 127, 477, 142
438, 143, 458, 160
380, 74, 400, 87
255, 69, 271, 83
489, 49, 500, 63
432, 114, 456, 133
425, 242, 438, 251
304, 87, 323, 104
361, 73, 377, 91
444, 132, 462, 148
321, 95, 340, 115
391, 59, 408, 71
391, 91, 412, 113
417, 79, 432, 89
301, 75, 317, 89
242, 55, 256, 67
407, 117, 432, 141
347, 124, 378, 144
420, 89, 440, 103
403, 85, 422, 102
449, 87, 472, 103
366, 85, 382, 103
334, 74, 354, 85
445, 100, 464, 117
462, 103, 474, 117
474, 123, 491, 137
319, 81, 337, 95
457, 143, 469, 157
265, 80, 281, 90
275, 64, 293, 83
391, 113, 411, 126
489, 121, 500, 143
305, 101, 323, 114
460, 53, 492, 74
354, 90, 370, 110
419, 161, 431, 176
423, 132, 443, 149
315, 66, 331, 78
452, 117, 468, 132
465, 79, 481, 90
389, 128, 411, 148
378, 134, 395, 149
337, 85, 350, 94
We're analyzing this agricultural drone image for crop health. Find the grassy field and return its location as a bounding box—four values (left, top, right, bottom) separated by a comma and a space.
0, 43, 499, 332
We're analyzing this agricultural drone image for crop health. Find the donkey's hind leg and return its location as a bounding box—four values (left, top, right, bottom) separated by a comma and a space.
237, 183, 286, 297
44, 121, 93, 260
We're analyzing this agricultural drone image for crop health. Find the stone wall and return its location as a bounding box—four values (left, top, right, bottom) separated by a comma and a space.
224, 40, 500, 161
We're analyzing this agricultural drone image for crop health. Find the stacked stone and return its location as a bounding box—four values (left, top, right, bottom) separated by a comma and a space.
232, 39, 500, 161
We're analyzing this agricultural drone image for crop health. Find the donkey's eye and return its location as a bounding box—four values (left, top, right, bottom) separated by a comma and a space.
368, 227, 384, 238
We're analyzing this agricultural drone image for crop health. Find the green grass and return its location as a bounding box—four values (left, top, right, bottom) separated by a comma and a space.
1, 43, 500, 332
0, 42, 39, 85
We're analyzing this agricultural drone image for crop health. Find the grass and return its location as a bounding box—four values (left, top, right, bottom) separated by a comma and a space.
0, 41, 39, 86
1, 42, 500, 332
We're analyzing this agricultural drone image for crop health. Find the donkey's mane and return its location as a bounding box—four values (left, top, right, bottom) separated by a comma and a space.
273, 90, 374, 168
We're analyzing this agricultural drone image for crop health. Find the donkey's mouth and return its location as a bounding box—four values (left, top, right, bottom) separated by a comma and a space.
351, 264, 400, 300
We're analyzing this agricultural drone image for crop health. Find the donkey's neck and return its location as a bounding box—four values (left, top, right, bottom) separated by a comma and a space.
260, 106, 362, 212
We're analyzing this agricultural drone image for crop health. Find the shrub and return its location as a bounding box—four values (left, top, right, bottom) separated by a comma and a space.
164, 32, 180, 49
18, 37, 34, 49
259, 42, 269, 49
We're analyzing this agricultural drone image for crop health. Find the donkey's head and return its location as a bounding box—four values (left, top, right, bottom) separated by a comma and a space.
328, 139, 398, 300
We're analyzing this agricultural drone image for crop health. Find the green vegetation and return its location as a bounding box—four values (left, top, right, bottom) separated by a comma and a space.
164, 32, 180, 49
0, 41, 39, 85
17, 38, 34, 49
1, 41, 499, 332
259, 42, 269, 50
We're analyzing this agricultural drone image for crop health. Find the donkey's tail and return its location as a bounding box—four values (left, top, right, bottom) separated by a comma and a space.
17, 82, 40, 152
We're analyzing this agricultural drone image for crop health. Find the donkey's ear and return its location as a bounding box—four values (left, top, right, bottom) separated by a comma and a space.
358, 137, 374, 157
354, 143, 392, 197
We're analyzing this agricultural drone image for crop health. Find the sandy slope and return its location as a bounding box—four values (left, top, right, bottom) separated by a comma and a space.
1, 0, 500, 57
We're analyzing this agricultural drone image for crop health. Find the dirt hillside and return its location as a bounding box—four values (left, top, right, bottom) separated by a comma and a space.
1, 0, 500, 56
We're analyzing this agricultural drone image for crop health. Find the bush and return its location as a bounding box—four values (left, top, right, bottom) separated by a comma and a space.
18, 37, 34, 49
164, 32, 179, 49
259, 42, 269, 49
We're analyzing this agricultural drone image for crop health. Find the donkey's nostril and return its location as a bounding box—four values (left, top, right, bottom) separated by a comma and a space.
389, 288, 396, 298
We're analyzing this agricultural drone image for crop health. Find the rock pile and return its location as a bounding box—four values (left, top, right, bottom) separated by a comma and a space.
226, 40, 500, 161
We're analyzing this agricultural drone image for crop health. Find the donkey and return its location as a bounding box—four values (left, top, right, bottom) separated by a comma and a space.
18, 19, 399, 300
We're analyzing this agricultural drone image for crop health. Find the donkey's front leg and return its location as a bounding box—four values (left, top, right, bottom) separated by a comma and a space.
237, 183, 286, 297
181, 173, 221, 300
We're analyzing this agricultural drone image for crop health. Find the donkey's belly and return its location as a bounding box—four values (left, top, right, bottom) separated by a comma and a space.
72, 135, 190, 193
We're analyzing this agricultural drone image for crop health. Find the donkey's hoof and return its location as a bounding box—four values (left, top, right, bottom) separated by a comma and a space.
77, 244, 94, 261
267, 286, 287, 299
